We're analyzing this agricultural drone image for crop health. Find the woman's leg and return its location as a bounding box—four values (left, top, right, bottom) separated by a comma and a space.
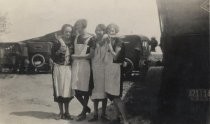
64, 97, 73, 114
55, 102, 64, 120
75, 91, 90, 121
75, 94, 85, 107
75, 92, 90, 114
84, 95, 89, 106
113, 98, 129, 124
102, 98, 107, 116
64, 98, 73, 120
101, 98, 110, 121
93, 100, 99, 116
88, 100, 99, 122
64, 101, 69, 114
58, 102, 64, 114
84, 94, 90, 112
75, 91, 86, 115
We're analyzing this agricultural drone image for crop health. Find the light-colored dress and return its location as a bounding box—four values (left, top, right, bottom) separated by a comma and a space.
91, 42, 107, 99
71, 35, 92, 92
104, 41, 121, 96
52, 35, 74, 98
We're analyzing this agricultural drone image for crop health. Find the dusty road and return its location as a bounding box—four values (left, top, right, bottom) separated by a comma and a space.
0, 74, 150, 124
0, 74, 112, 124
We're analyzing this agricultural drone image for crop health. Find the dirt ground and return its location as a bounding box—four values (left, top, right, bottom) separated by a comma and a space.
0, 74, 150, 124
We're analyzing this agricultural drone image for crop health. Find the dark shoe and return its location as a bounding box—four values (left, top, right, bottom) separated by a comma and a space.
76, 114, 86, 121
109, 117, 121, 124
64, 113, 73, 120
101, 115, 110, 122
78, 106, 91, 117
55, 113, 64, 120
85, 106, 91, 114
88, 115, 98, 122
77, 111, 84, 117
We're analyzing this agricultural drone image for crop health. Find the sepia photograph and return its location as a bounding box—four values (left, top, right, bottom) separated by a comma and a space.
0, 0, 209, 124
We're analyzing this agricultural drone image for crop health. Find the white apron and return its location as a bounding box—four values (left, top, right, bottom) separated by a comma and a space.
52, 36, 74, 98
71, 36, 92, 91
104, 43, 121, 96
91, 43, 106, 99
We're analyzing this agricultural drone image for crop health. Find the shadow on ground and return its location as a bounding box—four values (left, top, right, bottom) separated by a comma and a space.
10, 111, 57, 120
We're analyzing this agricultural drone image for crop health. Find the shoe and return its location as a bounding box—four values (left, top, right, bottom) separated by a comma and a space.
64, 113, 73, 120
123, 121, 131, 124
78, 106, 91, 117
101, 115, 110, 122
55, 113, 64, 120
85, 106, 91, 114
77, 111, 84, 117
109, 117, 121, 124
76, 114, 86, 121
88, 115, 98, 122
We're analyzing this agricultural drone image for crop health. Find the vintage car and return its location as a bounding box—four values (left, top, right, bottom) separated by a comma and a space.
0, 40, 52, 73
120, 35, 162, 81
0, 42, 25, 72
25, 41, 52, 73
18, 32, 57, 73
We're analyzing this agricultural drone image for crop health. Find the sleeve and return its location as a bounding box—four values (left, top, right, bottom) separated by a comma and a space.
51, 40, 60, 62
86, 37, 96, 53
113, 38, 125, 63
88, 37, 96, 49
113, 38, 123, 51
68, 41, 74, 54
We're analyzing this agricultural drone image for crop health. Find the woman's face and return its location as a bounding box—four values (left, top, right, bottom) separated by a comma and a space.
63, 26, 72, 39
75, 24, 85, 35
108, 27, 116, 35
95, 28, 105, 38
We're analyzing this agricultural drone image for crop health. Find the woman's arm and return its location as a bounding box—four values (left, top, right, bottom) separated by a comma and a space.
72, 54, 90, 59
71, 48, 94, 59
108, 43, 121, 60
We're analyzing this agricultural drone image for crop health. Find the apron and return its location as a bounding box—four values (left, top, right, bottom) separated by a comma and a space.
72, 35, 92, 92
104, 42, 121, 96
91, 43, 107, 99
52, 36, 74, 98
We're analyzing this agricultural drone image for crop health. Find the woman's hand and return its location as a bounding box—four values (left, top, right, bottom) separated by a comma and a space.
123, 61, 128, 67
71, 54, 80, 60
72, 54, 90, 60
102, 34, 109, 40
108, 42, 114, 53
49, 58, 54, 71
102, 34, 111, 44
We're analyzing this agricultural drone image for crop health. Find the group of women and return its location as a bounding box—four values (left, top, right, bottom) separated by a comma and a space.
50, 19, 129, 124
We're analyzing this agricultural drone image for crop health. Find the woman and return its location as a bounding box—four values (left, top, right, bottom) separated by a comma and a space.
88, 24, 109, 122
50, 24, 74, 120
104, 24, 129, 124
71, 19, 95, 121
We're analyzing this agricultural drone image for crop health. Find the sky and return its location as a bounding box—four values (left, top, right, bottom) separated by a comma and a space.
0, 0, 160, 42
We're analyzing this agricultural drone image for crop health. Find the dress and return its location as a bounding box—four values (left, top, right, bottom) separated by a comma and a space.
71, 34, 94, 92
52, 34, 74, 102
91, 39, 107, 100
104, 38, 123, 100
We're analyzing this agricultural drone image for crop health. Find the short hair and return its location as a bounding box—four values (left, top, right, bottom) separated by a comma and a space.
74, 19, 88, 29
95, 24, 106, 33
106, 23, 120, 34
61, 24, 73, 34
151, 37, 156, 40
